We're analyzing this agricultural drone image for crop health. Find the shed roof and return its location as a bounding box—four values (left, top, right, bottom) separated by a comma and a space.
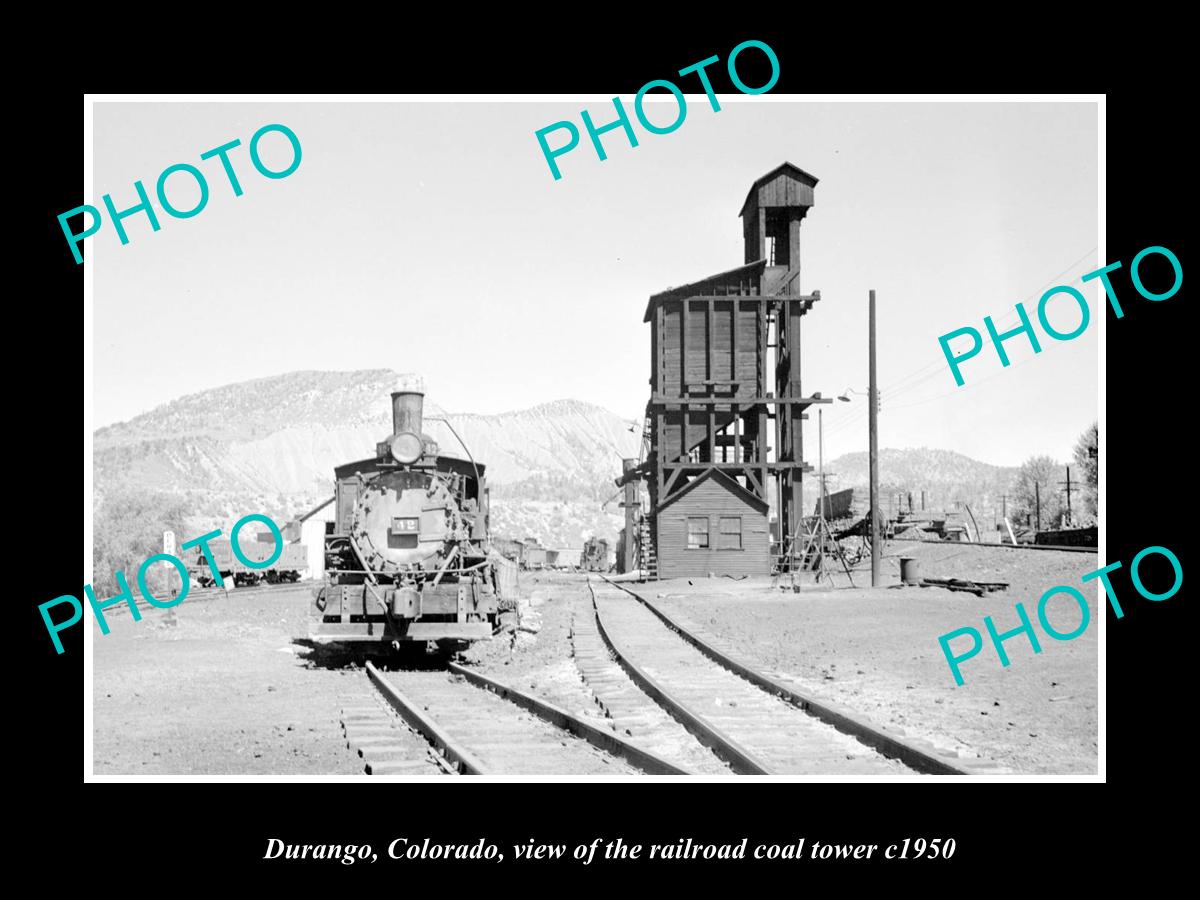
658, 467, 770, 514
643, 259, 767, 322
738, 162, 819, 218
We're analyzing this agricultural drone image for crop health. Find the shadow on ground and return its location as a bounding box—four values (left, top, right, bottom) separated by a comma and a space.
291, 637, 469, 671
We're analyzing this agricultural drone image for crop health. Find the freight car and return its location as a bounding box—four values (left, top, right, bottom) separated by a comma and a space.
579, 537, 610, 572
309, 385, 504, 649
522, 539, 547, 570
492, 537, 526, 566
181, 532, 307, 587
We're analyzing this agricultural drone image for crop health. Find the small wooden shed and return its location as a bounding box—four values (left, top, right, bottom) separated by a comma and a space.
655, 467, 770, 579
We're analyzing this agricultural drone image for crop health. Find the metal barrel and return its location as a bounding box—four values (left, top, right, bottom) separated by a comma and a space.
492, 553, 520, 602
899, 557, 921, 585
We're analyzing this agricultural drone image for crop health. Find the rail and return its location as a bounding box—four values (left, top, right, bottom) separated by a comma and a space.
365, 660, 693, 775
600, 576, 971, 775
365, 661, 489, 774
588, 583, 772, 774
446, 663, 692, 775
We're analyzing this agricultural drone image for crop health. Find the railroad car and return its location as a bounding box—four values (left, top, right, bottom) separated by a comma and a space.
492, 537, 525, 566
182, 533, 307, 587
522, 541, 548, 570
579, 537, 610, 572
310, 386, 503, 649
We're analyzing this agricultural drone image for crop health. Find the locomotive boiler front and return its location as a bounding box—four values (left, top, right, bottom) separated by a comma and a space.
351, 469, 466, 571
310, 382, 503, 648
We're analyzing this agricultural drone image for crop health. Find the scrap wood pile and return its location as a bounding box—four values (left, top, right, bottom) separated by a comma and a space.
917, 577, 1009, 597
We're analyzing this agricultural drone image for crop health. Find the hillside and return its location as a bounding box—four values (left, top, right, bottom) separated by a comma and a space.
94, 370, 642, 550
815, 448, 1024, 526
93, 371, 1037, 569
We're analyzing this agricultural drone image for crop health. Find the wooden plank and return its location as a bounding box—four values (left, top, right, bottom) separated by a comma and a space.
663, 467, 683, 499
682, 411, 695, 461
662, 461, 813, 471
706, 299, 714, 384
758, 408, 768, 496
652, 302, 660, 395
758, 304, 767, 396
680, 299, 687, 400
656, 303, 666, 508
788, 216, 801, 288
733, 403, 740, 465
757, 212, 766, 269
651, 395, 828, 406
731, 300, 739, 388
745, 468, 763, 497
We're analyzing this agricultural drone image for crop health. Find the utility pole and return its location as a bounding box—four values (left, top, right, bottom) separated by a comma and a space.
869, 289, 880, 587
1059, 466, 1074, 528
620, 458, 637, 574
1035, 482, 1041, 532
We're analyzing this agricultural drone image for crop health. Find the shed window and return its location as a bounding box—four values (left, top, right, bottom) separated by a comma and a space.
718, 516, 743, 550
686, 517, 709, 549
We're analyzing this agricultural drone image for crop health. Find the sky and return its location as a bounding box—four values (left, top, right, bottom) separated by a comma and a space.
92, 99, 1098, 466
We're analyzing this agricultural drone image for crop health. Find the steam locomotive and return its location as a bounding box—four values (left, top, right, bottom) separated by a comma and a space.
309, 385, 502, 649
579, 537, 610, 572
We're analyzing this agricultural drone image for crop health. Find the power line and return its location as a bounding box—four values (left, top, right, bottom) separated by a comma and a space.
819, 245, 1100, 441
858, 244, 1100, 401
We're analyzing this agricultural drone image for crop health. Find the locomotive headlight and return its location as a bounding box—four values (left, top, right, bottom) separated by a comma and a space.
389, 431, 423, 465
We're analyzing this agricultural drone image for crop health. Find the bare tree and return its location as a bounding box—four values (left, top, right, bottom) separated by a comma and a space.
1073, 422, 1099, 523
1011, 455, 1064, 530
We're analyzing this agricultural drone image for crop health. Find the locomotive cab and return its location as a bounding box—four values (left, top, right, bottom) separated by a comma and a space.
310, 385, 501, 648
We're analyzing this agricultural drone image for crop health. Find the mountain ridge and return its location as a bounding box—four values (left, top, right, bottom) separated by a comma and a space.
94, 370, 642, 549
93, 369, 1031, 550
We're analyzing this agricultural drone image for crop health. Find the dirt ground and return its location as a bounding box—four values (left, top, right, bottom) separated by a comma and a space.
92, 574, 603, 776
461, 574, 599, 716
92, 546, 1098, 776
652, 541, 1099, 775
92, 584, 367, 775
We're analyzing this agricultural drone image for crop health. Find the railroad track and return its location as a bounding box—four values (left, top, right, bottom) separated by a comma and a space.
571, 598, 734, 774
173, 580, 313, 604
362, 660, 690, 776
590, 579, 974, 775
340, 688, 454, 776
93, 578, 312, 621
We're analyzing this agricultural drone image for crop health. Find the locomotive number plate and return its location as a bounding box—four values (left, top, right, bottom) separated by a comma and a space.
392, 517, 420, 533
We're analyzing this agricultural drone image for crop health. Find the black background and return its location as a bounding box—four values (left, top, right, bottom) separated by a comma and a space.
26, 26, 1188, 886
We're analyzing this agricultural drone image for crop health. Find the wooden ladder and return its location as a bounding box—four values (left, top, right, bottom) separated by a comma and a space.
637, 516, 658, 579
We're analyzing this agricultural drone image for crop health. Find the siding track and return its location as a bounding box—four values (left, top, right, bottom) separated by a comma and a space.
592, 579, 971, 775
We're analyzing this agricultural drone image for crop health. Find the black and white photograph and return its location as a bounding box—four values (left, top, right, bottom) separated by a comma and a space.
78, 95, 1108, 782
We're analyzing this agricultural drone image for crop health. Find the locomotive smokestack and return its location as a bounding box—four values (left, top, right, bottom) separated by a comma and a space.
391, 390, 424, 437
